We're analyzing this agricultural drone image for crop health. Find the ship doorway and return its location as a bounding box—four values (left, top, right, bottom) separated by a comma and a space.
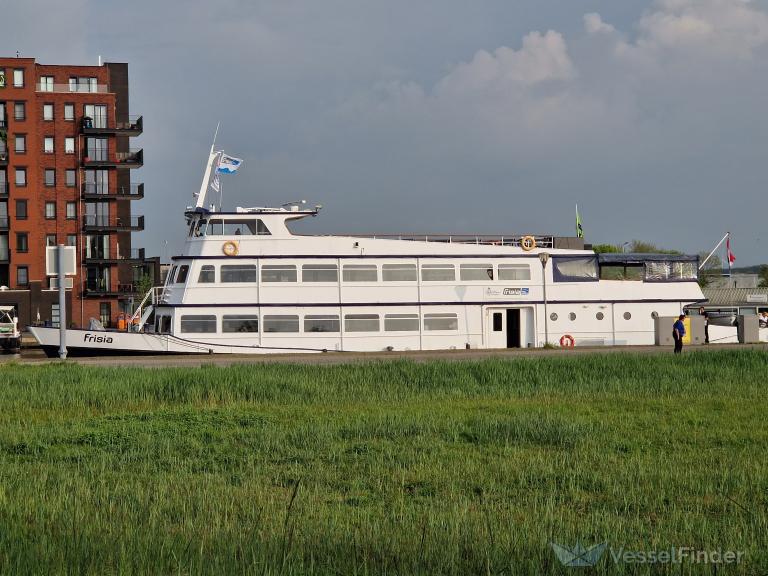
486, 307, 530, 349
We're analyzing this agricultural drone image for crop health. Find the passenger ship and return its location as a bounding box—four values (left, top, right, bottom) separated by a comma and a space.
31, 148, 705, 356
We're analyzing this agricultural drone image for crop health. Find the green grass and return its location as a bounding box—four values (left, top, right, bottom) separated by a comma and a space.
0, 350, 766, 574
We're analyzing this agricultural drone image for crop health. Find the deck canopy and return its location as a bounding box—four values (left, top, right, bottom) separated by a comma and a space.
597, 253, 699, 282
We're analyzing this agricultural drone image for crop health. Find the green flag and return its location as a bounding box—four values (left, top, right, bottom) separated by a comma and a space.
576, 205, 584, 238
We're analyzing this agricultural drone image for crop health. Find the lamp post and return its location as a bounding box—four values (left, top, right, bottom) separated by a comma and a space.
539, 252, 550, 346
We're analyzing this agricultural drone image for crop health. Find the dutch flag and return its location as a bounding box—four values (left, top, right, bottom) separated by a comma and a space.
216, 154, 243, 174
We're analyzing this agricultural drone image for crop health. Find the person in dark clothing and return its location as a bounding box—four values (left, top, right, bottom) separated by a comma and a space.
699, 306, 709, 344
673, 314, 686, 354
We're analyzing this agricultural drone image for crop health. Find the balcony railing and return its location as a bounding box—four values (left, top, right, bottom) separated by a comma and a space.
36, 83, 109, 94
83, 149, 143, 168
85, 247, 147, 262
81, 115, 143, 135
83, 215, 144, 231
81, 183, 144, 199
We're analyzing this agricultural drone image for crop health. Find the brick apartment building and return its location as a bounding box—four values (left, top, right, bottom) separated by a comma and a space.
0, 57, 158, 329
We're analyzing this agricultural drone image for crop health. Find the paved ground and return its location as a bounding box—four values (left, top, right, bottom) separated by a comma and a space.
5, 342, 766, 368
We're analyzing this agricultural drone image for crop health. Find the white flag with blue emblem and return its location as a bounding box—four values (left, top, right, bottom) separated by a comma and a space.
216, 154, 243, 174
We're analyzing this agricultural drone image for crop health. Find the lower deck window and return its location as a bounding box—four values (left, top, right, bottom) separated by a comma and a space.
263, 315, 299, 333
180, 315, 217, 333
222, 315, 259, 333
384, 313, 419, 331
304, 315, 340, 332
344, 314, 380, 332
424, 313, 458, 331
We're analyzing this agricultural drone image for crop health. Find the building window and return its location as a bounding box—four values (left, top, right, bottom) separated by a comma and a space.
222, 315, 259, 333
45, 202, 56, 219
64, 103, 75, 121
65, 169, 76, 187
39, 76, 54, 92
100, 303, 111, 328
303, 315, 340, 333
66, 234, 77, 247
14, 134, 25, 153
16, 199, 27, 219
44, 169, 55, 187
84, 104, 107, 129
44, 136, 54, 154
16, 233, 28, 253
64, 137, 75, 154
69, 77, 98, 93
13, 69, 24, 88
66, 202, 77, 219
43, 103, 54, 120
84, 170, 108, 194
13, 102, 25, 120
0, 69, 5, 88
14, 169, 26, 187
17, 266, 28, 286
46, 234, 57, 247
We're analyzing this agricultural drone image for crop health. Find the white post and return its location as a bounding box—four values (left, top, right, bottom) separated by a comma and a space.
539, 252, 550, 346
57, 245, 67, 359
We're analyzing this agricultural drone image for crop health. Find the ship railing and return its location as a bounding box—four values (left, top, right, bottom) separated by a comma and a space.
128, 286, 166, 331
346, 234, 556, 248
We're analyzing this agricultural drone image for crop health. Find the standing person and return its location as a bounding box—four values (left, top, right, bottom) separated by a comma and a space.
699, 306, 710, 344
673, 314, 686, 354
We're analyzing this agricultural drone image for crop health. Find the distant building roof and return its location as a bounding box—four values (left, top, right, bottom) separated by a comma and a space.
701, 287, 768, 306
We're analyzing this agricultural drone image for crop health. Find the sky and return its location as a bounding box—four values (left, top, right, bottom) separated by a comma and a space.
4, 0, 768, 264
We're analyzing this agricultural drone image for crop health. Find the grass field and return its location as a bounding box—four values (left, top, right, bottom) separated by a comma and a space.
0, 350, 766, 574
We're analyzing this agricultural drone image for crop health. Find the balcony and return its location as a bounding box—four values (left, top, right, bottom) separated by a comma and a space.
83, 215, 144, 232
81, 183, 144, 200
81, 115, 143, 137
84, 282, 139, 298
36, 83, 109, 94
84, 248, 146, 265
83, 149, 143, 169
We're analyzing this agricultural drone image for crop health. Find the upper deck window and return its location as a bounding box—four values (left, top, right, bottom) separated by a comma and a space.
343, 264, 378, 282
382, 264, 417, 282
460, 263, 493, 281
552, 256, 599, 282
221, 264, 257, 283
197, 219, 271, 236
175, 265, 189, 284
198, 265, 215, 283
262, 264, 297, 283
498, 264, 531, 281
644, 261, 697, 282
421, 263, 455, 281
302, 264, 338, 282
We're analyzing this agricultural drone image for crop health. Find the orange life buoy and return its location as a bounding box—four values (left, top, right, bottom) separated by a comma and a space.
222, 241, 239, 256
521, 235, 536, 251
559, 334, 575, 348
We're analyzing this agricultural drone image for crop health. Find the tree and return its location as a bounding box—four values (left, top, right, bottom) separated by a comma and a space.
759, 265, 768, 288
697, 253, 722, 288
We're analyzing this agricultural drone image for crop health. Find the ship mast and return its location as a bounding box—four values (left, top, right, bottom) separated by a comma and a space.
195, 123, 221, 210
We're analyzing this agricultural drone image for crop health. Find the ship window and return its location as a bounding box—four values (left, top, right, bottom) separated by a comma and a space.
304, 315, 340, 333
421, 263, 455, 281
180, 315, 217, 333
262, 264, 297, 282
552, 256, 599, 282
385, 313, 419, 332
343, 264, 378, 282
498, 264, 531, 280
460, 263, 493, 281
176, 265, 189, 284
382, 264, 417, 282
222, 315, 259, 333
158, 316, 171, 334
205, 219, 271, 236
263, 315, 299, 333
198, 265, 215, 283
221, 264, 257, 283
302, 264, 338, 282
424, 313, 458, 331
644, 261, 697, 282
344, 314, 380, 332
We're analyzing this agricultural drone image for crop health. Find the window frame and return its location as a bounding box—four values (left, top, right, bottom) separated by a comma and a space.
45, 201, 56, 220
44, 168, 56, 187
43, 103, 55, 121
16, 265, 28, 286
